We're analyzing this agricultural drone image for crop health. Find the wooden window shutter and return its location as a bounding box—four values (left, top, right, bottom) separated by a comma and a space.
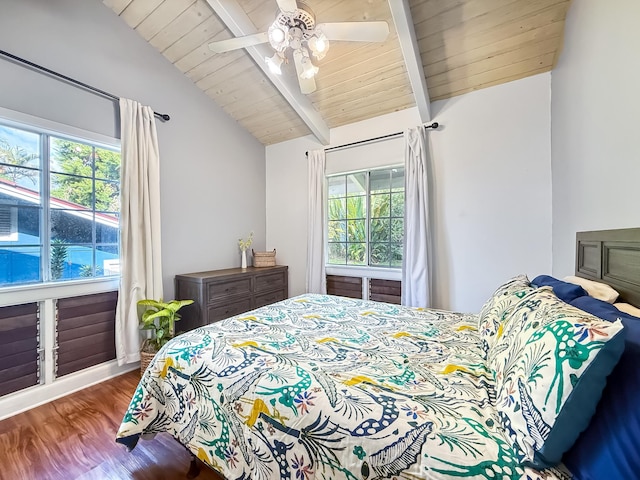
56, 291, 117, 377
369, 278, 402, 304
0, 302, 40, 397
326, 275, 363, 299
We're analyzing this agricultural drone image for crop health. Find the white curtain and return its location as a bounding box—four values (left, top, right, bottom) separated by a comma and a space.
402, 126, 433, 308
306, 149, 327, 294
115, 98, 163, 365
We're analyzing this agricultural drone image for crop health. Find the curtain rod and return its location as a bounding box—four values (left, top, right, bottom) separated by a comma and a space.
0, 49, 170, 122
305, 122, 438, 157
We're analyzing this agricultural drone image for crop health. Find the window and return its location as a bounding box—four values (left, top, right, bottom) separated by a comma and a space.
327, 167, 404, 268
0, 121, 120, 287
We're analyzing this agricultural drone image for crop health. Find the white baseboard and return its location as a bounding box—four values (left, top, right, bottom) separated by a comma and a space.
0, 360, 139, 421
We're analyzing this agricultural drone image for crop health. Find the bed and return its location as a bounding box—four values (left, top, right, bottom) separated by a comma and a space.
116, 228, 640, 480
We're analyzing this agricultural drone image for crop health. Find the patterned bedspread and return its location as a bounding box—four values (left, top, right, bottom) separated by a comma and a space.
116, 294, 569, 480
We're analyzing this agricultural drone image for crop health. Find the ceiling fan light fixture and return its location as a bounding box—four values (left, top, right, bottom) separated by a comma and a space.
308, 32, 329, 60
268, 21, 288, 51
265, 52, 284, 75
299, 53, 319, 80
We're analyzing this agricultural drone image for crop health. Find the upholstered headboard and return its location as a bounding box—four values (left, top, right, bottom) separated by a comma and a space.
576, 228, 640, 306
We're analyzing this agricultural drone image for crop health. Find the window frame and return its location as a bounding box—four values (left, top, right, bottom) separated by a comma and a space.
0, 106, 121, 293
325, 164, 404, 281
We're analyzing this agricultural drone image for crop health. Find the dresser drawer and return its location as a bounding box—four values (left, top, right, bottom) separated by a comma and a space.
207, 278, 252, 303
255, 289, 286, 309
207, 299, 252, 323
255, 271, 286, 293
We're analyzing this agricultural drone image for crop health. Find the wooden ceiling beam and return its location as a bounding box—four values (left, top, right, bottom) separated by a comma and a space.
388, 0, 430, 122
204, 0, 330, 144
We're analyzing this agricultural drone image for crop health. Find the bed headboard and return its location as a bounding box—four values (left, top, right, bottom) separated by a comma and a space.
576, 228, 640, 307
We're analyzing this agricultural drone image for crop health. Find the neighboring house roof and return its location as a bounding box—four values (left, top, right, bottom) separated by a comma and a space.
0, 176, 119, 228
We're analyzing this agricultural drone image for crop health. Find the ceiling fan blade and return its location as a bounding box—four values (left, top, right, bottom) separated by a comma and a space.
317, 21, 389, 42
208, 32, 269, 53
293, 49, 317, 94
276, 0, 298, 13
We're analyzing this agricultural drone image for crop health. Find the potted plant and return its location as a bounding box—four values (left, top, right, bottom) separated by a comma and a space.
138, 298, 194, 374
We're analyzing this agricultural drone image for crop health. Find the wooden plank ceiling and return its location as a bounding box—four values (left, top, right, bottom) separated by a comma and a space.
103, 0, 571, 145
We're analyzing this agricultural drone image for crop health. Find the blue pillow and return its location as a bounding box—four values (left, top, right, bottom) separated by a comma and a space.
532, 275, 587, 303
563, 296, 640, 479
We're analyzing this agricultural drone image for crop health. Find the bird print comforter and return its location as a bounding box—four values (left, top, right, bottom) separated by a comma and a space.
116, 294, 570, 480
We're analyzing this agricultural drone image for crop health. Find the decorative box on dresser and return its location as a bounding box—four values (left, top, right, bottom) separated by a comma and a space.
174, 265, 288, 333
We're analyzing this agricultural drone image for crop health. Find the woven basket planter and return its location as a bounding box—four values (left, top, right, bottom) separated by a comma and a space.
140, 350, 156, 376
252, 249, 276, 267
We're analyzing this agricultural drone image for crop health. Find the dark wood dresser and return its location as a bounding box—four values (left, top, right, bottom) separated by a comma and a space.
174, 265, 288, 332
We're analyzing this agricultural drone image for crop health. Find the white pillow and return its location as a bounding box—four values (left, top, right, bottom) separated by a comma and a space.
563, 275, 619, 303
614, 302, 640, 318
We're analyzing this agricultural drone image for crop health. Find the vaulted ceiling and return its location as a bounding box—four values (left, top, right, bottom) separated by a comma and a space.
104, 0, 571, 145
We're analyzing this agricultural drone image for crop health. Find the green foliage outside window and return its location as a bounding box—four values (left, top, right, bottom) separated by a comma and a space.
327, 167, 404, 267
50, 139, 120, 212
50, 239, 68, 280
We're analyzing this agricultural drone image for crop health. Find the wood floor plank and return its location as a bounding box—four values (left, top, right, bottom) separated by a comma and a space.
0, 371, 223, 480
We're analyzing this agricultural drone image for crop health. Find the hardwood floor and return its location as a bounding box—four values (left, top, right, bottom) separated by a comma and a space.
0, 371, 224, 480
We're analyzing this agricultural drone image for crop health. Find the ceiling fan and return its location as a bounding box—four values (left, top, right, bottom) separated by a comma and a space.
208, 0, 390, 94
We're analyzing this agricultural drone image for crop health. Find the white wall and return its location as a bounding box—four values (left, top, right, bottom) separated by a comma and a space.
430, 73, 552, 310
550, 0, 640, 277
266, 73, 552, 312
0, 0, 266, 299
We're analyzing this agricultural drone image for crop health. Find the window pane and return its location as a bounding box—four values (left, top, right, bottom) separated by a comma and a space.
0, 205, 40, 246
370, 218, 389, 243
50, 241, 73, 280
0, 125, 40, 171
51, 209, 92, 243
370, 243, 391, 266
391, 218, 404, 243
51, 172, 93, 209
0, 184, 42, 207
328, 197, 346, 220
0, 165, 40, 192
0, 206, 41, 285
346, 173, 366, 196
328, 176, 346, 198
0, 246, 41, 285
347, 243, 366, 265
370, 169, 391, 193
97, 245, 120, 277
64, 245, 92, 280
50, 138, 93, 176
95, 179, 120, 212
370, 193, 390, 218
391, 167, 404, 191
328, 220, 346, 242
328, 243, 346, 265
347, 219, 365, 243
391, 243, 403, 267
71, 244, 120, 279
346, 196, 365, 219
95, 147, 120, 182
96, 214, 119, 243
391, 192, 404, 217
